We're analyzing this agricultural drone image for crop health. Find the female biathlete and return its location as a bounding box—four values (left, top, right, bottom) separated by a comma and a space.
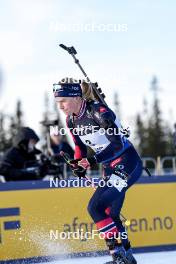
53, 78, 142, 264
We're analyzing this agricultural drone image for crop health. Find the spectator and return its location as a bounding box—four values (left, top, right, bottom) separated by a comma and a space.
0, 127, 43, 181
50, 133, 74, 162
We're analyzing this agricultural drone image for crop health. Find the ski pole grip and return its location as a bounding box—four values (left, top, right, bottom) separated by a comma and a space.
59, 44, 68, 51
59, 151, 70, 163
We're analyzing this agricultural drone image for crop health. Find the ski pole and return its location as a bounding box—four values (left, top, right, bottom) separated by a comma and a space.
120, 213, 131, 226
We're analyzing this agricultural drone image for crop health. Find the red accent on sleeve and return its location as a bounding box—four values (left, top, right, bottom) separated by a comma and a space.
74, 145, 83, 159
110, 157, 122, 168
66, 115, 87, 159
105, 207, 111, 215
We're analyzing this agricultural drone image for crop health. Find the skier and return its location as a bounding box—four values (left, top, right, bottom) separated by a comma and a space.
53, 78, 142, 264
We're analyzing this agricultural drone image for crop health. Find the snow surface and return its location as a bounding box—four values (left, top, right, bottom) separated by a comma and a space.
37, 251, 176, 264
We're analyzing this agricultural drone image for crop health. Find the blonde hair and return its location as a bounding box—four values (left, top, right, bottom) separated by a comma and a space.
81, 80, 97, 101
59, 77, 97, 101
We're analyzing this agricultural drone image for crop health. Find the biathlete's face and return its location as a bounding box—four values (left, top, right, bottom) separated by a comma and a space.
55, 97, 82, 115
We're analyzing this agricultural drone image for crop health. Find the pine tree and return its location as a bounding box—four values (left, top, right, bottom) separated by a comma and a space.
135, 76, 174, 158
147, 98, 165, 157
0, 113, 6, 152
135, 113, 146, 155
0, 65, 3, 96
9, 100, 24, 145
0, 100, 24, 152
40, 92, 50, 152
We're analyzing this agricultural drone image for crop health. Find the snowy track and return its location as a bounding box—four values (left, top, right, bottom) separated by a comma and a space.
38, 251, 176, 264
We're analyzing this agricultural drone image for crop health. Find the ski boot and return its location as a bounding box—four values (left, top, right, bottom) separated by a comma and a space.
125, 243, 137, 264
105, 238, 129, 264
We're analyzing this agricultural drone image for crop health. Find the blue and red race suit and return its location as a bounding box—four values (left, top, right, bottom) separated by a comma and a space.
66, 99, 143, 246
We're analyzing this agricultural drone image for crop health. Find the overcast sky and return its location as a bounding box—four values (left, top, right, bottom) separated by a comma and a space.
0, 0, 176, 137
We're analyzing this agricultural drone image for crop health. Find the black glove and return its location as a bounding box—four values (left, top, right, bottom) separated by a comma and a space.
69, 159, 86, 178
72, 166, 86, 178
